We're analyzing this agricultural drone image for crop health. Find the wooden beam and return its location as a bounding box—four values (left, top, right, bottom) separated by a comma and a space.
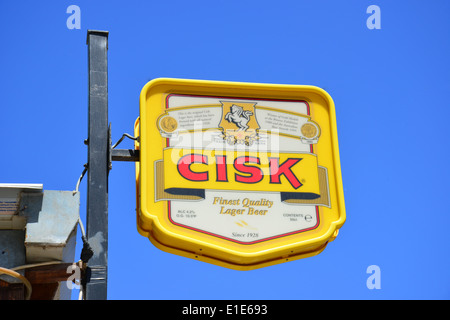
29, 283, 60, 300
0, 263, 77, 300
0, 280, 24, 300
25, 262, 75, 284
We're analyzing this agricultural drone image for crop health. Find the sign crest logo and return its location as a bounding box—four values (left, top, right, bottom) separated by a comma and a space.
219, 101, 260, 146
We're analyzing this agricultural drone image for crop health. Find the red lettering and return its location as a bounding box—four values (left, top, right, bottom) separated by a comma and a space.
176, 154, 303, 188
234, 156, 263, 184
177, 154, 208, 181
269, 158, 302, 189
215, 155, 228, 182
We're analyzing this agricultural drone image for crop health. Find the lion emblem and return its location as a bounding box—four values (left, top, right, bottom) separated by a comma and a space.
224, 104, 253, 132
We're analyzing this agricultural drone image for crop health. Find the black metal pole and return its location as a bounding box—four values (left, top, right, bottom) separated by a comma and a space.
85, 30, 109, 300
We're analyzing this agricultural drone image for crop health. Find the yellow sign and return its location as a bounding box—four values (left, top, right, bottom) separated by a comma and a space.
136, 78, 346, 270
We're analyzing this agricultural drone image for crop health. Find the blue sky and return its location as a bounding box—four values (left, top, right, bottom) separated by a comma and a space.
1, 0, 449, 300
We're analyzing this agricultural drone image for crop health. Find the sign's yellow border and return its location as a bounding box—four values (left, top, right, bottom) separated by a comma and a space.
135, 78, 346, 270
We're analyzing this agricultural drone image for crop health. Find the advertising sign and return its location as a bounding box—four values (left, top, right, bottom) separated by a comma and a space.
136, 78, 345, 270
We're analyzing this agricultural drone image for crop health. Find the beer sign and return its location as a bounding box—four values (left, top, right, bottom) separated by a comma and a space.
135, 78, 345, 270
